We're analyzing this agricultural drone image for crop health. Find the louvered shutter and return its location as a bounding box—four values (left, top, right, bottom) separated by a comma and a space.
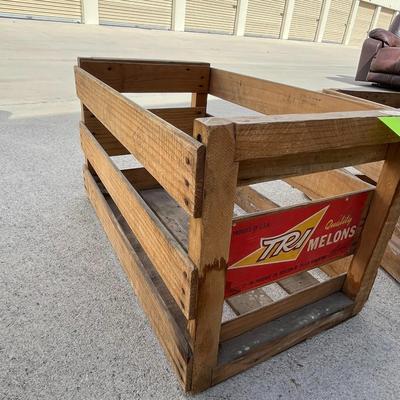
0, 0, 82, 22
185, 0, 238, 34
99, 0, 172, 29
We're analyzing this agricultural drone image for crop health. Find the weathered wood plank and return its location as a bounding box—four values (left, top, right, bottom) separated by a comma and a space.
78, 58, 210, 93
214, 293, 353, 384
150, 107, 206, 135
322, 88, 391, 110
237, 144, 388, 185
80, 123, 197, 319
285, 169, 373, 199
330, 88, 400, 109
235, 186, 278, 213
279, 272, 319, 294
344, 143, 400, 311
85, 107, 206, 156
121, 168, 160, 191
75, 67, 205, 216
220, 274, 346, 342
227, 288, 273, 316
231, 111, 400, 161
187, 119, 239, 392
209, 68, 372, 115
83, 168, 192, 390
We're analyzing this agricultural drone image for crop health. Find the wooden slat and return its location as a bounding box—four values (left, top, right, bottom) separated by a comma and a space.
356, 162, 382, 183
80, 122, 197, 319
78, 58, 210, 93
220, 274, 346, 342
187, 119, 239, 392
344, 143, 400, 312
75, 67, 205, 216
214, 293, 353, 384
227, 288, 273, 316
332, 88, 400, 109
235, 186, 278, 213
231, 111, 400, 161
121, 168, 160, 190
84, 107, 206, 156
323, 89, 392, 110
209, 68, 376, 115
237, 144, 388, 185
83, 168, 192, 390
279, 272, 319, 294
285, 169, 373, 199
149, 107, 206, 135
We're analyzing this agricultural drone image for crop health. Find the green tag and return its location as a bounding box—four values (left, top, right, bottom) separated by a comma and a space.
379, 116, 400, 137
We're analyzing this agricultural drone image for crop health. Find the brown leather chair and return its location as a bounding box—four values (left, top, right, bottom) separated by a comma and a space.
356, 13, 400, 88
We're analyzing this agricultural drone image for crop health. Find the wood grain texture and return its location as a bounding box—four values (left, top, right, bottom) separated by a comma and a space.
75, 67, 205, 216
220, 275, 346, 342
285, 169, 373, 199
209, 68, 373, 115
279, 272, 319, 294
121, 168, 160, 191
332, 88, 400, 109
214, 293, 353, 384
78, 58, 210, 93
84, 107, 206, 156
344, 143, 400, 312
83, 168, 192, 390
231, 111, 400, 161
227, 289, 273, 316
187, 119, 239, 393
80, 123, 197, 319
235, 186, 278, 213
237, 144, 388, 185
322, 88, 392, 110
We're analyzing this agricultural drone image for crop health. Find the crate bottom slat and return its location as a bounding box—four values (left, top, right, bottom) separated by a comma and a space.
213, 293, 354, 385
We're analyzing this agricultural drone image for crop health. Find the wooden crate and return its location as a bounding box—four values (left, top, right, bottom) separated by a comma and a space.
322, 88, 400, 283
74, 58, 400, 393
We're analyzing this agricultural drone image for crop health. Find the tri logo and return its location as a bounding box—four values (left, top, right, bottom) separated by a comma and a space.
229, 206, 329, 270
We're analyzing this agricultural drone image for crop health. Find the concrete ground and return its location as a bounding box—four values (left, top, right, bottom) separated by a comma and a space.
1, 18, 399, 400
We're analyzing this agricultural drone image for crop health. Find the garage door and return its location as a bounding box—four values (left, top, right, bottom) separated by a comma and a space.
377, 7, 394, 29
0, 0, 82, 22
289, 0, 323, 41
349, 2, 375, 46
99, 0, 172, 29
323, 0, 352, 44
245, 0, 286, 38
185, 0, 238, 34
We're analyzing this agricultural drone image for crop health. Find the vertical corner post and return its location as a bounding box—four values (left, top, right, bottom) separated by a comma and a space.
187, 119, 238, 392
344, 143, 400, 313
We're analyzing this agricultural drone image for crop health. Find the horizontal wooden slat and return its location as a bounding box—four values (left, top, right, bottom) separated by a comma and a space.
232, 111, 400, 161
220, 274, 346, 342
78, 58, 210, 93
214, 293, 353, 384
84, 106, 205, 156
121, 168, 160, 190
149, 107, 206, 135
285, 169, 374, 199
332, 88, 400, 109
322, 88, 392, 110
237, 144, 388, 185
83, 168, 192, 390
80, 123, 197, 319
75, 67, 205, 216
209, 68, 375, 115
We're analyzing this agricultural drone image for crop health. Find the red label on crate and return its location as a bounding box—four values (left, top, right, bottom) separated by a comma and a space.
225, 191, 371, 298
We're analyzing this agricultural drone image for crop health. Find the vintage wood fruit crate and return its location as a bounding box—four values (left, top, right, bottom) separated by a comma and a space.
74, 58, 400, 393
323, 87, 400, 283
